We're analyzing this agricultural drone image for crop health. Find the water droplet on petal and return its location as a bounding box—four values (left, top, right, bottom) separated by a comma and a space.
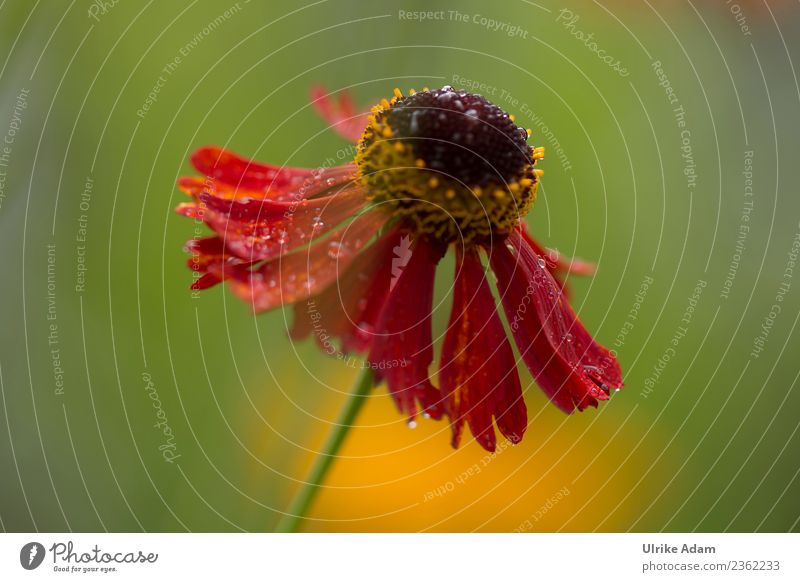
407, 420, 417, 429
327, 240, 350, 259
537, 257, 546, 269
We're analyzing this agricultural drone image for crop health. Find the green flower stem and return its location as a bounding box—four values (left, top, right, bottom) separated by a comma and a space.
275, 366, 374, 533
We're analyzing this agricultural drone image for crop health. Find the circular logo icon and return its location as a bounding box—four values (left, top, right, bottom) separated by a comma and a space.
20, 542, 46, 570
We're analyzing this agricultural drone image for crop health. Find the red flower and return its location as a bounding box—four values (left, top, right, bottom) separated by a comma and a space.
176, 85, 623, 451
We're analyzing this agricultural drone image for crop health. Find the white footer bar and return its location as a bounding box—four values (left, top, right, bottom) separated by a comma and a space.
1, 533, 797, 580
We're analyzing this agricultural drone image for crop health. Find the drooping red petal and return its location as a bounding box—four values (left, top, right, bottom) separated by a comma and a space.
183, 235, 250, 290
367, 235, 446, 421
216, 207, 388, 313
289, 226, 401, 354
439, 248, 527, 452
512, 232, 622, 390
191, 146, 316, 192
193, 184, 367, 262
178, 155, 356, 204
518, 224, 596, 278
310, 86, 370, 144
488, 230, 623, 413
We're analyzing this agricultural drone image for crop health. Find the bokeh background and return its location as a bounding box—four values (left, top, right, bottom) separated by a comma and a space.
1, 0, 799, 532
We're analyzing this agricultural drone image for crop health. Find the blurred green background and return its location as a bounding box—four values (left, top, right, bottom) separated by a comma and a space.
1, 0, 799, 532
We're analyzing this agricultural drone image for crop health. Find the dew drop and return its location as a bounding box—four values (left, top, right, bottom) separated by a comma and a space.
422, 412, 431, 420
409, 110, 422, 134
537, 257, 546, 269
326, 177, 336, 186
441, 85, 453, 92
464, 108, 479, 121
407, 419, 418, 429
327, 240, 350, 259
311, 215, 324, 229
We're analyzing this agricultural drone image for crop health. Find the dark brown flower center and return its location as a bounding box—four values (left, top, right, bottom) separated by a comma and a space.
356, 87, 543, 244
385, 87, 533, 188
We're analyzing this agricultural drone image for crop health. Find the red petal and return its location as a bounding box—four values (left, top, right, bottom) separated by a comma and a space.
290, 227, 401, 354
184, 148, 356, 202
489, 230, 623, 413
310, 86, 369, 144
191, 272, 223, 290
217, 208, 388, 313
196, 185, 367, 262
191, 146, 315, 192
518, 224, 596, 278
439, 248, 527, 452
367, 235, 446, 420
